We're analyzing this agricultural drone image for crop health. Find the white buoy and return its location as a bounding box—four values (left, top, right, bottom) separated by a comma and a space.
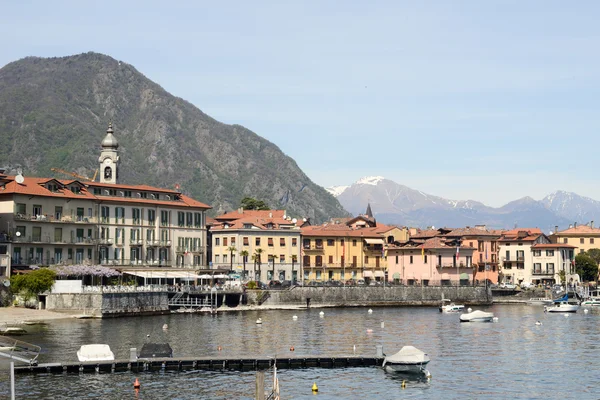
535, 321, 542, 326
162, 324, 168, 330
256, 318, 263, 324
366, 329, 373, 334
564, 314, 569, 318
353, 345, 356, 353
467, 307, 472, 313
319, 311, 324, 318
292, 315, 298, 320
492, 317, 499, 322
584, 309, 589, 314
368, 309, 373, 314
381, 321, 385, 329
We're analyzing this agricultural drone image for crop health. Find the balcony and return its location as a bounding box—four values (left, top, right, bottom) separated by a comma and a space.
12, 236, 96, 245
100, 258, 173, 267
159, 240, 172, 247
130, 239, 144, 246
146, 240, 160, 247
98, 238, 113, 246
176, 246, 189, 253
532, 269, 554, 275
303, 245, 324, 252
14, 213, 97, 224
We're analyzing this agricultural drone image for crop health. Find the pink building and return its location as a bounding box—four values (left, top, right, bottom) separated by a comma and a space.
387, 237, 476, 285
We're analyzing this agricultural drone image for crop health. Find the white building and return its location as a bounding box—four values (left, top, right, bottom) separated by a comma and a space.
0, 124, 211, 275
498, 228, 550, 285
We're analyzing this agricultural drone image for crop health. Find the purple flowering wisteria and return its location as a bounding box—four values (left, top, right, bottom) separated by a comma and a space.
49, 265, 122, 277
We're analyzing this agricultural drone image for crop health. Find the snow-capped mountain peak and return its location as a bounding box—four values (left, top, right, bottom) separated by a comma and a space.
326, 185, 350, 197
356, 176, 385, 185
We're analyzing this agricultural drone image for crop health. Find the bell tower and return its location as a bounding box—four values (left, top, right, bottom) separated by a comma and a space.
98, 122, 120, 184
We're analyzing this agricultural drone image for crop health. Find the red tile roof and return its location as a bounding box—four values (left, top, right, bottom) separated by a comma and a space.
211, 215, 300, 231
301, 222, 394, 238
445, 227, 501, 237
555, 225, 600, 235
215, 209, 287, 221
531, 243, 577, 249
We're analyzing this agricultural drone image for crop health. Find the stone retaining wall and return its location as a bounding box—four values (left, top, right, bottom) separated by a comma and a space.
246, 286, 492, 307
46, 292, 169, 317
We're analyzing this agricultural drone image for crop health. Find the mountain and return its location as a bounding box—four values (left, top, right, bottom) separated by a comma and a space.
327, 177, 590, 231
0, 52, 348, 222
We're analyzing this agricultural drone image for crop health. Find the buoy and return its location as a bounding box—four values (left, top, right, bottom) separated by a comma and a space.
564, 314, 569, 318
353, 345, 356, 353
535, 321, 542, 326
319, 311, 324, 317
162, 324, 168, 330
217, 346, 222, 351
381, 321, 385, 329
366, 329, 373, 334
293, 315, 298, 320
401, 380, 406, 389
256, 318, 262, 324
584, 309, 589, 314
312, 382, 318, 392
492, 317, 499, 322
368, 309, 373, 314
467, 307, 472, 313
133, 378, 141, 389
290, 346, 295, 352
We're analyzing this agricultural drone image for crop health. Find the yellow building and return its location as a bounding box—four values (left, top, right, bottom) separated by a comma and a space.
211, 209, 304, 282
550, 223, 600, 254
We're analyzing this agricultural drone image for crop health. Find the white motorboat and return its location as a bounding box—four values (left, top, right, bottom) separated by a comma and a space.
439, 299, 464, 313
459, 310, 494, 322
580, 290, 600, 307
544, 294, 579, 313
382, 346, 430, 374
76, 344, 115, 362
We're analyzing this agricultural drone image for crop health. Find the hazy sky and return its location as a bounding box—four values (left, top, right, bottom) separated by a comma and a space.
2, 1, 599, 207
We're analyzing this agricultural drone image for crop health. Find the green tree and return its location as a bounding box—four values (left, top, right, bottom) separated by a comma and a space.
575, 253, 599, 282
227, 246, 237, 270
10, 268, 56, 302
240, 197, 270, 211
586, 248, 600, 265
239, 250, 249, 279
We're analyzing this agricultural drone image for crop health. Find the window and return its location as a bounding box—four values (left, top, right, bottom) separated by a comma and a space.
563, 238, 568, 244
101, 206, 110, 223
76, 207, 84, 221
327, 239, 334, 246
352, 256, 357, 267
178, 212, 185, 227
315, 256, 323, 267
16, 226, 26, 238
280, 238, 285, 246
223, 254, 228, 263
409, 255, 413, 264
364, 256, 369, 264
268, 238, 274, 247
533, 250, 541, 256
303, 239, 310, 249
32, 227, 41, 242
33, 204, 42, 216
424, 255, 428, 263
186, 212, 193, 227
115, 207, 125, 224
316, 270, 322, 280
223, 237, 228, 246
256, 237, 261, 246
161, 210, 169, 226
591, 238, 595, 244
54, 228, 62, 242
280, 254, 285, 263
328, 255, 333, 264
231, 237, 236, 245
303, 255, 310, 266
315, 239, 323, 249
533, 263, 541, 273
243, 237, 249, 246
148, 209, 156, 225
130, 229, 141, 242
16, 203, 26, 215
194, 212, 202, 228
292, 238, 297, 247
215, 238, 220, 246
546, 263, 555, 274
132, 208, 141, 225
516, 250, 524, 260
546, 250, 554, 256
215, 255, 220, 263
115, 228, 125, 245
478, 241, 484, 252
580, 238, 585, 244
505, 250, 510, 261
352, 239, 357, 247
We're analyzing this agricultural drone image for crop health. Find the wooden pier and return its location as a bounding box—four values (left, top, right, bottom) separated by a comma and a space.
13, 355, 384, 375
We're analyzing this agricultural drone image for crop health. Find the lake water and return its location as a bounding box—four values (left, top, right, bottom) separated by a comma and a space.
1, 304, 600, 399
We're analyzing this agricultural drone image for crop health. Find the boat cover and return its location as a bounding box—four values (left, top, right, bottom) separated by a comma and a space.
460, 310, 494, 321
77, 344, 115, 362
139, 343, 173, 358
384, 346, 430, 364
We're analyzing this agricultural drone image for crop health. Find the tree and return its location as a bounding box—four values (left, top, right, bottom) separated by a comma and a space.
268, 255, 276, 282
586, 248, 600, 265
227, 246, 237, 270
240, 197, 270, 211
254, 248, 264, 282
11, 268, 56, 302
575, 253, 599, 282
240, 250, 249, 279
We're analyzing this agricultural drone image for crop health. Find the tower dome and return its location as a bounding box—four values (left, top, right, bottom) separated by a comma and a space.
101, 122, 119, 149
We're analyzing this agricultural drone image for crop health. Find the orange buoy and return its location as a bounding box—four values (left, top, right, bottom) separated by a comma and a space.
217, 346, 222, 351
290, 346, 295, 352
133, 378, 141, 389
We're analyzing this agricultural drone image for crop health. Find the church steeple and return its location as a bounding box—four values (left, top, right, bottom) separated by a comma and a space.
366, 203, 374, 219
98, 122, 120, 184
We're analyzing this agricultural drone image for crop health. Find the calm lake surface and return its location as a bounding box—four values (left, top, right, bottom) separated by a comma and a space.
2, 304, 600, 399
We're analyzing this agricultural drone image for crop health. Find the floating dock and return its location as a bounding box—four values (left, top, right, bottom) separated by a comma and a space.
14, 355, 384, 374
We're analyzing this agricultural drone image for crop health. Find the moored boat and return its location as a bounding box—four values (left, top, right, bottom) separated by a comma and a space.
382, 346, 430, 374
76, 344, 115, 362
459, 310, 494, 322
439, 299, 465, 313
544, 293, 579, 313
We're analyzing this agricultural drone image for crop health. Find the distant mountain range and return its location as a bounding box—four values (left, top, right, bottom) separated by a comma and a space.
327, 176, 600, 231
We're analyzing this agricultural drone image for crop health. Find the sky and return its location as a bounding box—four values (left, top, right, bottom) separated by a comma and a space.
2, 1, 600, 207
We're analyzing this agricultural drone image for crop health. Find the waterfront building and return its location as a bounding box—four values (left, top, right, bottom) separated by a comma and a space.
550, 222, 600, 254
498, 228, 550, 285
386, 237, 475, 285
444, 226, 502, 284
0, 124, 211, 276
299, 210, 407, 282
211, 209, 304, 282
530, 243, 577, 286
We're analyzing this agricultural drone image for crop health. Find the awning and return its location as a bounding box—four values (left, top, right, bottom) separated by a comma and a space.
392, 272, 401, 279
363, 271, 374, 278
374, 271, 385, 278
460, 273, 469, 280
122, 270, 204, 279
364, 238, 384, 245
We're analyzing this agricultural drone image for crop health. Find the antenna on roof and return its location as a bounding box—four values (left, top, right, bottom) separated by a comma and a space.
15, 173, 24, 184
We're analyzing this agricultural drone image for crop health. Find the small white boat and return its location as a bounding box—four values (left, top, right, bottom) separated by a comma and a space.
76, 344, 115, 362
544, 294, 579, 313
382, 346, 430, 374
439, 299, 465, 313
580, 297, 600, 307
0, 327, 27, 336
460, 310, 494, 322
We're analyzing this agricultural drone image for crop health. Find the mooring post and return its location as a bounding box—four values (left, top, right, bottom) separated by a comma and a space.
376, 345, 383, 357
10, 361, 15, 400
130, 348, 137, 362
255, 371, 265, 400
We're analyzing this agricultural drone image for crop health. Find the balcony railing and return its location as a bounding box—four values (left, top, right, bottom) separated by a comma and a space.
532, 269, 554, 275
100, 258, 173, 267
159, 240, 172, 247
14, 213, 97, 224
98, 238, 113, 245
130, 239, 144, 246
12, 236, 96, 245
146, 240, 160, 247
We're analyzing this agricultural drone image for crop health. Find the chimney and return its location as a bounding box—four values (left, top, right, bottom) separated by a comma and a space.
592, 221, 595, 229
574, 222, 577, 228
269, 212, 273, 218
555, 225, 558, 234
238, 207, 243, 214
569, 224, 573, 229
